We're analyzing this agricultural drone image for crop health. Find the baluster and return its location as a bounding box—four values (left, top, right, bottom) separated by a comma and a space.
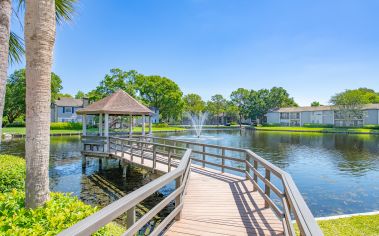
168, 147, 172, 172
127, 206, 136, 229
175, 175, 182, 220
202, 145, 206, 168
253, 160, 258, 191
264, 169, 271, 208
221, 148, 225, 173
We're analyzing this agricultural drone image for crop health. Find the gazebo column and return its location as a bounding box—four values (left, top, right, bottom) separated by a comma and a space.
149, 115, 152, 135
82, 114, 87, 135
129, 114, 133, 138
99, 113, 103, 136
142, 115, 145, 135
104, 113, 109, 152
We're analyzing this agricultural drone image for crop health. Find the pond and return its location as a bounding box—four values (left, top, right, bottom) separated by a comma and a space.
1, 129, 379, 218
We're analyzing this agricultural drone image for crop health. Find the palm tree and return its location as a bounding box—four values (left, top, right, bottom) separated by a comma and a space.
0, 0, 12, 140
24, 0, 56, 208
0, 0, 76, 143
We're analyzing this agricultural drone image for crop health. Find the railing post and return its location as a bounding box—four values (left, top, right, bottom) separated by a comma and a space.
153, 145, 157, 172
175, 175, 182, 220
140, 140, 144, 164
168, 147, 172, 172
221, 148, 225, 173
264, 169, 271, 208
202, 145, 206, 168
127, 206, 136, 229
121, 140, 125, 158
253, 160, 258, 191
245, 152, 250, 180
130, 140, 134, 161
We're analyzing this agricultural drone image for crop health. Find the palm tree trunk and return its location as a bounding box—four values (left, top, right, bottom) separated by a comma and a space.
0, 0, 12, 143
24, 0, 56, 208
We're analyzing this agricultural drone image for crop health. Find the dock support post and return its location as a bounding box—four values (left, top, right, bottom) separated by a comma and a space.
99, 113, 103, 136
82, 155, 86, 169
127, 206, 136, 229
129, 114, 133, 138
82, 114, 87, 136
104, 113, 109, 152
99, 158, 102, 171
123, 162, 127, 178
149, 116, 152, 135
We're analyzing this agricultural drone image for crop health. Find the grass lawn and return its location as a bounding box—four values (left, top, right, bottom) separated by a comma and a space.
254, 126, 379, 134
2, 126, 187, 135
316, 214, 379, 236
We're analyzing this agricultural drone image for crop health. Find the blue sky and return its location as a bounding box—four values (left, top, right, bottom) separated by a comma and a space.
9, 0, 379, 106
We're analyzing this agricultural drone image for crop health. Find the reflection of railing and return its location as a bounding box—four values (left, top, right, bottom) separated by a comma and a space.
59, 140, 192, 236
130, 135, 323, 236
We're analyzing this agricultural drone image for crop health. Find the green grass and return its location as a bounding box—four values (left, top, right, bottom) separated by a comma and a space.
255, 126, 379, 134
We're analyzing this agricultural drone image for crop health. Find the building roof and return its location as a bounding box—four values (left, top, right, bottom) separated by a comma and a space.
270, 104, 379, 113
54, 97, 84, 107
76, 90, 153, 115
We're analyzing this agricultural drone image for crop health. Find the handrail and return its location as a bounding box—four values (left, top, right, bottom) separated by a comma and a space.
59, 143, 192, 236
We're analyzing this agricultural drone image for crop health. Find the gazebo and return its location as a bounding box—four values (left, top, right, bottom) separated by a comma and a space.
76, 89, 153, 142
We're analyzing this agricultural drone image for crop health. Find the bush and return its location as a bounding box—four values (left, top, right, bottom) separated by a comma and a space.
363, 125, 379, 130
0, 190, 123, 235
5, 121, 25, 127
0, 155, 25, 192
230, 121, 238, 125
50, 122, 82, 130
303, 123, 334, 128
153, 122, 169, 128
262, 123, 281, 127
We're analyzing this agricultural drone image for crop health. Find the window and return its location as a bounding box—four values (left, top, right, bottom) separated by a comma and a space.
290, 112, 300, 119
280, 112, 289, 119
63, 107, 72, 113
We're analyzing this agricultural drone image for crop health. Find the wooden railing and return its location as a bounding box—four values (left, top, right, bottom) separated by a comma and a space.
129, 135, 323, 236
58, 140, 192, 236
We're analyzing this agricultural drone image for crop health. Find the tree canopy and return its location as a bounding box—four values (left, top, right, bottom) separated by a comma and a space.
4, 69, 62, 124
311, 101, 321, 107
330, 88, 379, 105
183, 93, 205, 115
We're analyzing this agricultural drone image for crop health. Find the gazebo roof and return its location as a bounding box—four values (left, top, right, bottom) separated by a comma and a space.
76, 90, 152, 115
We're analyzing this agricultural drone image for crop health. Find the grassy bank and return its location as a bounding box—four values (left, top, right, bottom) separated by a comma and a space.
311, 214, 379, 236
0, 154, 124, 235
254, 126, 379, 134
2, 126, 187, 135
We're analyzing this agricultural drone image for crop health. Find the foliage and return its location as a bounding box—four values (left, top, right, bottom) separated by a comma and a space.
8, 32, 25, 65
262, 123, 282, 127
50, 122, 82, 130
87, 69, 139, 102
316, 214, 379, 236
230, 88, 250, 123
0, 190, 123, 235
205, 94, 227, 125
183, 93, 205, 115
153, 123, 169, 128
311, 101, 321, 107
248, 87, 297, 121
58, 93, 73, 98
363, 125, 379, 130
5, 121, 25, 127
75, 90, 85, 99
136, 75, 184, 121
0, 155, 25, 192
303, 123, 334, 128
4, 69, 63, 124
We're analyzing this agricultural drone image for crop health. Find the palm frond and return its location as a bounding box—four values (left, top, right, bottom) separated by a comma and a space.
8, 32, 25, 65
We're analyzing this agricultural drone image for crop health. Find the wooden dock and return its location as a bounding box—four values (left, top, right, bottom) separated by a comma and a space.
61, 136, 322, 236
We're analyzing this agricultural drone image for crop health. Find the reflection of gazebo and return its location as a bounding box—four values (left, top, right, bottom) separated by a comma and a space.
76, 90, 153, 138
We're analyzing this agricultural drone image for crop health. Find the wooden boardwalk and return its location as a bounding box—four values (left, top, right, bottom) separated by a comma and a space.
92, 148, 284, 235
164, 168, 284, 236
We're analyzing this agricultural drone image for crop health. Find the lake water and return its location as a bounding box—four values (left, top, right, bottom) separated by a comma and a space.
1, 129, 379, 217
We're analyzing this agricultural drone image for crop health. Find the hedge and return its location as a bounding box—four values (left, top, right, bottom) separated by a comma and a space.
0, 155, 25, 192
50, 122, 82, 130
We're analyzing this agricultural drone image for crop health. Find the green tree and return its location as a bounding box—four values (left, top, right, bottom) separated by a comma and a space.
311, 101, 321, 107
206, 94, 227, 125
230, 88, 250, 127
4, 69, 62, 124
135, 75, 183, 121
183, 93, 205, 115
88, 68, 138, 102
75, 90, 85, 99
57, 93, 73, 98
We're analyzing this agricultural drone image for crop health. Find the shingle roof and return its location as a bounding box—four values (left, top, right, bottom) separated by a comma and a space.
76, 90, 153, 115
54, 97, 83, 107
271, 104, 379, 113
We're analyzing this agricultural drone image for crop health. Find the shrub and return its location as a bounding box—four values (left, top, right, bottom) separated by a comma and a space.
363, 125, 379, 130
5, 121, 25, 127
153, 122, 169, 128
303, 123, 334, 128
0, 190, 124, 235
0, 155, 25, 192
230, 121, 238, 125
50, 122, 82, 130
262, 123, 281, 127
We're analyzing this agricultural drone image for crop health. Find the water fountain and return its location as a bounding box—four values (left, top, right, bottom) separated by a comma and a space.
187, 112, 208, 138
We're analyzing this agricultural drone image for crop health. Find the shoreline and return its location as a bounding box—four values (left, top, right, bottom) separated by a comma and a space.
251, 127, 379, 135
